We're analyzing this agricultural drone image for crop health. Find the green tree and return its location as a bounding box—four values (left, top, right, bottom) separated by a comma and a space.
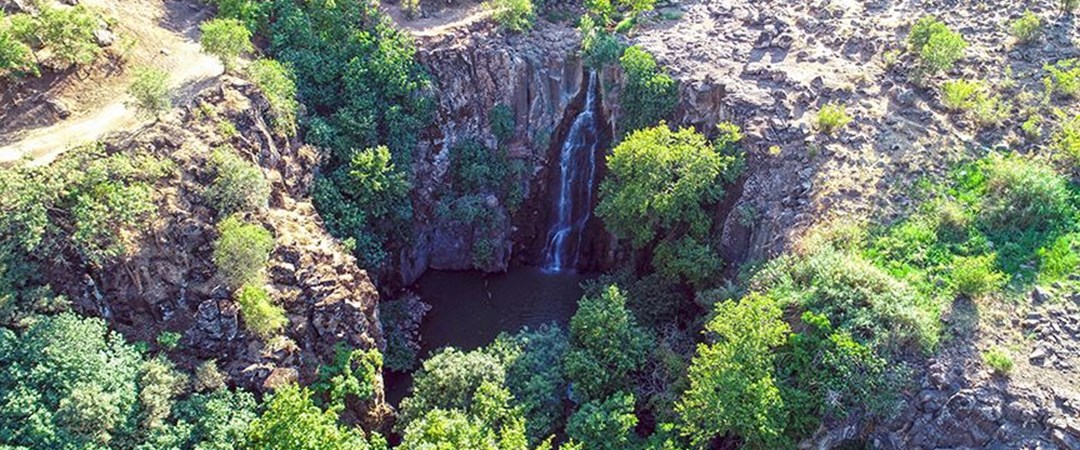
499, 325, 570, 443
200, 18, 253, 73
128, 66, 172, 119
676, 293, 790, 449
618, 46, 677, 133
212, 215, 275, 290
400, 381, 527, 450
398, 347, 507, 427
31, 5, 101, 67
597, 124, 738, 283
247, 384, 375, 450
566, 392, 638, 450
564, 285, 651, 401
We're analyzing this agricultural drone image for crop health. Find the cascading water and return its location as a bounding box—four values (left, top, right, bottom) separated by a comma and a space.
541, 71, 601, 272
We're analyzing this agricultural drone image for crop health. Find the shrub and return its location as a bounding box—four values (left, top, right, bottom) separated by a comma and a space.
1038, 234, 1080, 283
200, 18, 253, 73
402, 0, 421, 19
1010, 10, 1042, 44
208, 0, 265, 31
235, 283, 286, 339
247, 59, 299, 136
950, 254, 1005, 298
204, 147, 271, 216
212, 215, 275, 290
565, 285, 652, 401
815, 101, 852, 134
1044, 59, 1080, 98
192, 360, 227, 392
970, 91, 1010, 128
312, 346, 382, 408
1063, 0, 1080, 14
979, 154, 1073, 237
156, 331, 182, 350
1054, 115, 1080, 171
34, 5, 101, 67
580, 15, 624, 68
941, 79, 981, 111
677, 293, 790, 449
0, 15, 36, 78
128, 67, 172, 119
908, 15, 967, 74
618, 46, 678, 133
489, 103, 515, 144
486, 0, 535, 33
982, 346, 1014, 375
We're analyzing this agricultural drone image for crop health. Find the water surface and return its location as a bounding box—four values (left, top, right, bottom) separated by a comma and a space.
386, 267, 593, 405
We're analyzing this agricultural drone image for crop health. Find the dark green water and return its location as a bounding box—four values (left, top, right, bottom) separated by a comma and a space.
386, 267, 592, 405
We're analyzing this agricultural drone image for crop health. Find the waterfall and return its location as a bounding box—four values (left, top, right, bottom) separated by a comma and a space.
541, 71, 600, 272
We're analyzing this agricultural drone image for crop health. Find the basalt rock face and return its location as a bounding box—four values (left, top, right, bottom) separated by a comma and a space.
52, 79, 385, 413
400, 21, 584, 284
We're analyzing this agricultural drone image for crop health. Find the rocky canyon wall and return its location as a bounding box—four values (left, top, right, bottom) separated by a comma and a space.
400, 21, 586, 284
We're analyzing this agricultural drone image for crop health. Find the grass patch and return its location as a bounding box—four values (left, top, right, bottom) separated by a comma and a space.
815, 101, 852, 135
982, 346, 1014, 375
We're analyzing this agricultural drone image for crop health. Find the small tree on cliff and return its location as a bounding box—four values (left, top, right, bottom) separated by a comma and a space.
200, 18, 253, 73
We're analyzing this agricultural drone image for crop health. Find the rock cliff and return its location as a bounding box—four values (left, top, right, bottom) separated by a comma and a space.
400, 21, 587, 284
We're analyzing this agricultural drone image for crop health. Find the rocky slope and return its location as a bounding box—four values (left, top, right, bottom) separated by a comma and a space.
630, 0, 1080, 447
54, 79, 385, 406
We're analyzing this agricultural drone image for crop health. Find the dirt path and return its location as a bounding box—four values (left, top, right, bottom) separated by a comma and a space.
0, 0, 222, 167
383, 2, 494, 38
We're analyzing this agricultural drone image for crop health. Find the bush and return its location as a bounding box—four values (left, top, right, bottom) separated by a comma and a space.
486, 0, 535, 33
618, 46, 678, 133
815, 101, 852, 134
0, 14, 37, 78
580, 15, 624, 68
1054, 115, 1080, 172
128, 67, 172, 119
978, 153, 1073, 239
31, 5, 101, 67
402, 0, 421, 19
949, 254, 1005, 298
200, 18, 253, 72
1064, 0, 1080, 14
564, 285, 652, 401
204, 147, 271, 216
941, 79, 981, 111
1010, 10, 1042, 44
1044, 59, 1080, 98
208, 0, 265, 31
247, 59, 299, 136
489, 103, 516, 144
982, 346, 1014, 375
235, 283, 286, 339
677, 293, 790, 449
1038, 234, 1080, 283
312, 346, 382, 408
908, 15, 967, 74
156, 331, 182, 350
212, 215, 275, 290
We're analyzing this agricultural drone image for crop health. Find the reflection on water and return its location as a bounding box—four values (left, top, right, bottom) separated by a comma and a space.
385, 267, 593, 406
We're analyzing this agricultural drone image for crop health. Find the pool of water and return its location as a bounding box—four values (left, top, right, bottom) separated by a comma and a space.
385, 266, 593, 405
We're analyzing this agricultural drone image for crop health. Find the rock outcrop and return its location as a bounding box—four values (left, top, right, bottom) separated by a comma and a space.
400, 21, 586, 284
53, 78, 384, 403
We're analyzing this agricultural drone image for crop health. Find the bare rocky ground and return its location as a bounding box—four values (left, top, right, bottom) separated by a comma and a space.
631, 0, 1080, 447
